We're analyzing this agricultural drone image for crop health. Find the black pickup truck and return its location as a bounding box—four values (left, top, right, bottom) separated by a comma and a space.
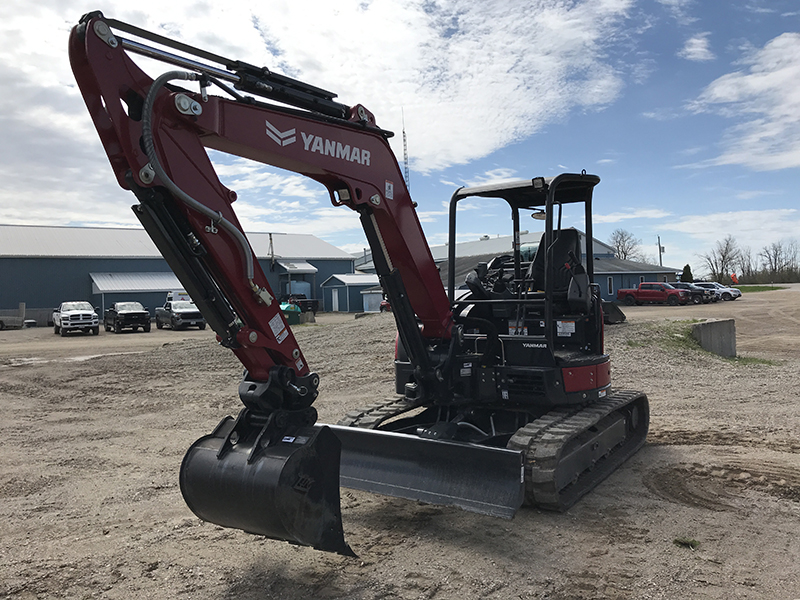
104, 301, 151, 332
280, 294, 319, 314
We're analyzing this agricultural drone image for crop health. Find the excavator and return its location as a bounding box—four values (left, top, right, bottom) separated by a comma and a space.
69, 12, 649, 556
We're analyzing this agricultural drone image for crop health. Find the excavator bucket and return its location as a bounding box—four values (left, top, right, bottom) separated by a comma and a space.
326, 425, 526, 518
180, 416, 354, 556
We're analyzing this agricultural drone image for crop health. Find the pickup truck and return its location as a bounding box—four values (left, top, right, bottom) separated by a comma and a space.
617, 282, 689, 306
53, 301, 100, 336
155, 300, 206, 330
104, 301, 151, 333
280, 294, 319, 314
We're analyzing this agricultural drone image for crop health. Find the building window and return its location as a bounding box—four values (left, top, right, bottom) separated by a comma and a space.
607, 277, 613, 296
663, 275, 668, 282
639, 275, 645, 283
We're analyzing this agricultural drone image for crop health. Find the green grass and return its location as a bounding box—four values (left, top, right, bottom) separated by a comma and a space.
656, 319, 704, 353
725, 355, 778, 366
625, 339, 648, 348
673, 537, 700, 550
637, 319, 779, 366
737, 285, 787, 293
626, 319, 782, 367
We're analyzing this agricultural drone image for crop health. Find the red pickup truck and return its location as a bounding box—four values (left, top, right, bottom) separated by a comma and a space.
617, 282, 689, 306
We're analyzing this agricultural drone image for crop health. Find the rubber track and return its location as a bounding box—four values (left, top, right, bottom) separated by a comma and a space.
336, 397, 424, 429
507, 389, 649, 511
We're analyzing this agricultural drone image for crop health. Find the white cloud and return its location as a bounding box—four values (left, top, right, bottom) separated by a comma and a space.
678, 33, 715, 61
688, 33, 800, 170
661, 208, 800, 250
235, 202, 362, 238
656, 0, 697, 25
641, 108, 681, 120
256, 0, 633, 173
0, 0, 635, 232
461, 168, 519, 187
210, 156, 325, 201
734, 189, 781, 201
594, 208, 672, 223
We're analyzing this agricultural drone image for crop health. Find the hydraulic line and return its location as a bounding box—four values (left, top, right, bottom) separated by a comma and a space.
141, 70, 256, 286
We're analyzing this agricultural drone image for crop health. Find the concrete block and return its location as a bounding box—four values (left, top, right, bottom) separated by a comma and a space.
691, 318, 736, 357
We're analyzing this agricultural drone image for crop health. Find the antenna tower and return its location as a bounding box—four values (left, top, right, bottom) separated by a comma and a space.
402, 109, 410, 191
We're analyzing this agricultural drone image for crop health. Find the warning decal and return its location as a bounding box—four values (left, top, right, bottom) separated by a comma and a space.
268, 313, 289, 344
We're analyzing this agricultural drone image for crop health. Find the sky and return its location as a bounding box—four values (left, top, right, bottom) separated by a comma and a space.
1, 0, 799, 277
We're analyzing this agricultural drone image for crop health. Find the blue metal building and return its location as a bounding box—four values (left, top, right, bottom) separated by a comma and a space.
0, 225, 354, 317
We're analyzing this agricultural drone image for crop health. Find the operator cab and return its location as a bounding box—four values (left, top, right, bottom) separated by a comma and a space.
449, 174, 603, 353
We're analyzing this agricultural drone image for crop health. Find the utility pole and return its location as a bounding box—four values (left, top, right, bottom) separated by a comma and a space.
657, 235, 665, 266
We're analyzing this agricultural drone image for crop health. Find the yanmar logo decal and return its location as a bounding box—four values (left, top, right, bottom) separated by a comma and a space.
265, 119, 371, 166
265, 121, 296, 146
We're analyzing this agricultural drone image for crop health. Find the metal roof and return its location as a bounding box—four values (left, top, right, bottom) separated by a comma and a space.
1, 225, 161, 258
429, 231, 544, 261
593, 257, 680, 274
248, 232, 353, 260
90, 272, 183, 293
355, 230, 616, 270
321, 273, 380, 287
277, 260, 318, 274
0, 225, 353, 260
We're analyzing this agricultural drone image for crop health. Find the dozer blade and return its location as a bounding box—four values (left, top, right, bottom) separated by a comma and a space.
323, 424, 526, 519
180, 417, 354, 556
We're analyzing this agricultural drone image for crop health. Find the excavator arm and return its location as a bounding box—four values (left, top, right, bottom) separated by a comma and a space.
69, 12, 451, 381
69, 11, 459, 555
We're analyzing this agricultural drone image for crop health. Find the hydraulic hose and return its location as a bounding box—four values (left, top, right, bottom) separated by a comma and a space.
141, 70, 255, 283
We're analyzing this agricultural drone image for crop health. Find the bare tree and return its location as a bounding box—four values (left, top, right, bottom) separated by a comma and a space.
609, 229, 644, 261
736, 246, 757, 281
760, 239, 799, 281
789, 239, 800, 275
701, 235, 740, 281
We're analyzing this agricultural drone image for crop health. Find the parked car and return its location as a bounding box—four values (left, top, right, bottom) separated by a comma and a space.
694, 281, 742, 301
670, 282, 716, 304
53, 301, 100, 336
104, 301, 151, 333
616, 282, 689, 306
155, 300, 206, 330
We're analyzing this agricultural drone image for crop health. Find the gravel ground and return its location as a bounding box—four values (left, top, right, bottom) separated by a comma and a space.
1, 285, 799, 599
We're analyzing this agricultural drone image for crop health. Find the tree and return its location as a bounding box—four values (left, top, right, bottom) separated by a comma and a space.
701, 235, 740, 282
680, 264, 694, 282
759, 239, 799, 282
736, 246, 757, 281
609, 229, 644, 261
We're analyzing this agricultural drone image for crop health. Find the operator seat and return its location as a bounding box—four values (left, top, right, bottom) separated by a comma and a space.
526, 229, 591, 314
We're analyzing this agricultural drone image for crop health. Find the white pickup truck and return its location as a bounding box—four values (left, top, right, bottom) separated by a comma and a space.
53, 301, 100, 336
